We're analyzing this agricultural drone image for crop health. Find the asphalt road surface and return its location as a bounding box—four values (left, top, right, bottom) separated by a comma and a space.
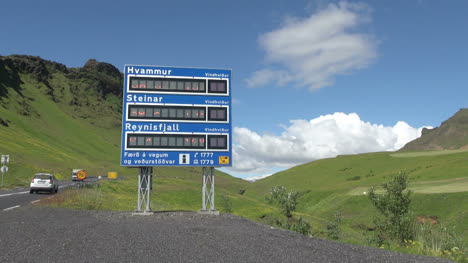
0, 181, 75, 211
0, 179, 98, 211
0, 206, 452, 263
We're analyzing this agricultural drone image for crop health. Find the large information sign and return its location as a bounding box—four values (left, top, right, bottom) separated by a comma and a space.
120, 65, 232, 167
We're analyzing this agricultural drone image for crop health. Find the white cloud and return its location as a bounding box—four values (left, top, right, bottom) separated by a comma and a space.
244, 174, 273, 182
228, 112, 427, 174
247, 2, 377, 91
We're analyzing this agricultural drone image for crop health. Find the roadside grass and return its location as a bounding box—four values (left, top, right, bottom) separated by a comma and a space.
39, 167, 256, 214
38, 184, 104, 210
381, 226, 467, 263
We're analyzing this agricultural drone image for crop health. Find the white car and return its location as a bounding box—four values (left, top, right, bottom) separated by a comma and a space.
30, 173, 59, 194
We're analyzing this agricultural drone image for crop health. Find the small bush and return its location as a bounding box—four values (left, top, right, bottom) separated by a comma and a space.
265, 186, 298, 218
292, 217, 311, 235
326, 211, 343, 240
276, 217, 311, 235
365, 170, 375, 178
219, 195, 233, 213
368, 172, 414, 245
264, 186, 310, 235
347, 176, 361, 181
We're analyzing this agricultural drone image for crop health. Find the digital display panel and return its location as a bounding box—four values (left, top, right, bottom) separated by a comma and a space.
129, 105, 206, 121
128, 105, 228, 122
208, 107, 227, 121
130, 77, 208, 93
208, 80, 227, 94
126, 134, 227, 150
127, 134, 207, 149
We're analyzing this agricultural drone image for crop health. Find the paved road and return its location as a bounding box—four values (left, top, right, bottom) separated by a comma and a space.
0, 180, 85, 211
0, 206, 452, 263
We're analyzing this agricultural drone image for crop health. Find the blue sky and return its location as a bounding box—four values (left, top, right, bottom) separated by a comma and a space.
2, 0, 467, 179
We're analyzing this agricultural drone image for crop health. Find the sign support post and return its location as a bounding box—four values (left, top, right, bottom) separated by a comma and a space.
1, 168, 4, 187
1, 155, 9, 187
200, 167, 218, 214
136, 166, 153, 214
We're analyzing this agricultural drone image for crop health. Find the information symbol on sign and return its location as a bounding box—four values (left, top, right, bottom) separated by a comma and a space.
179, 154, 190, 164
219, 156, 230, 165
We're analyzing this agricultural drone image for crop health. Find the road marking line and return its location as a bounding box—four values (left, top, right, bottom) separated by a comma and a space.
0, 183, 73, 198
31, 200, 41, 203
0, 191, 29, 197
3, 205, 20, 211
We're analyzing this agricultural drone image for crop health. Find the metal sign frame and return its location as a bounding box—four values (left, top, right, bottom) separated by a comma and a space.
120, 65, 232, 168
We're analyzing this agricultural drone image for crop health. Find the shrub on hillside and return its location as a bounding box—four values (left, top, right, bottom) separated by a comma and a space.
326, 211, 343, 240
265, 186, 311, 235
291, 217, 311, 235
219, 195, 233, 213
368, 172, 414, 245
276, 217, 311, 235
265, 186, 298, 218
346, 176, 361, 181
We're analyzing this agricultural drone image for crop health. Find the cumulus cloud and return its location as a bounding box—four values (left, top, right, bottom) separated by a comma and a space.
228, 112, 427, 174
246, 2, 377, 91
244, 174, 273, 182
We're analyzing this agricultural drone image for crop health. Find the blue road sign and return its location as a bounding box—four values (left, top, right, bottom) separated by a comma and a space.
120, 65, 232, 167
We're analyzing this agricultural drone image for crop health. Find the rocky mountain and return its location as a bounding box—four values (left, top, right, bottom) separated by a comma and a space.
0, 55, 122, 125
400, 108, 468, 151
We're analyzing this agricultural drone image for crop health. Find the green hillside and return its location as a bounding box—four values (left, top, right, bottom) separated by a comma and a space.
1, 55, 466, 261
244, 151, 468, 241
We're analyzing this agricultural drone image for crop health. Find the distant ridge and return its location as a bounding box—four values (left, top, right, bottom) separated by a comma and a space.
400, 108, 468, 151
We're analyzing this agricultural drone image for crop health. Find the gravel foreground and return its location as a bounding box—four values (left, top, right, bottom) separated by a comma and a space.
0, 207, 452, 263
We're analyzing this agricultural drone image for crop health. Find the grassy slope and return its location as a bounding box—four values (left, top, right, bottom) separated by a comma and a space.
0, 73, 122, 185
244, 150, 468, 244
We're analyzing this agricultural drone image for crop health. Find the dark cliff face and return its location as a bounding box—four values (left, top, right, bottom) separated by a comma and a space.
0, 55, 123, 128
0, 55, 67, 83
82, 59, 121, 79
0, 55, 123, 102
400, 109, 468, 151
0, 55, 123, 99
67, 58, 123, 98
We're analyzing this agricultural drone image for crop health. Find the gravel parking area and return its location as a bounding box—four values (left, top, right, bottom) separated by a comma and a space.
0, 207, 452, 263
